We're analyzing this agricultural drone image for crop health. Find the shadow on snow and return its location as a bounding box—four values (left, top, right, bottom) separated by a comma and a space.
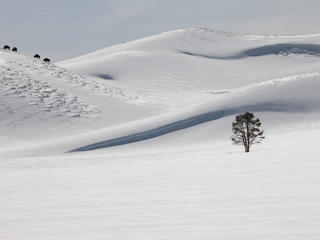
70, 102, 301, 152
181, 43, 320, 60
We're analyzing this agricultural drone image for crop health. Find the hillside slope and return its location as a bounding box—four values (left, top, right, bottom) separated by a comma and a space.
55, 28, 320, 153
1, 28, 320, 154
0, 50, 160, 145
2, 28, 320, 240
59, 28, 320, 107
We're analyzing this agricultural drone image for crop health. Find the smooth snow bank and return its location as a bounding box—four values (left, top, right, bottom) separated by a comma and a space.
2, 71, 319, 157
59, 28, 320, 96
2, 27, 320, 153
62, 71, 320, 152
2, 28, 320, 240
0, 50, 160, 143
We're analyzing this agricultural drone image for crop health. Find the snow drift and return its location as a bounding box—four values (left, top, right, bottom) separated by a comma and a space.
2, 28, 320, 240
1, 27, 320, 154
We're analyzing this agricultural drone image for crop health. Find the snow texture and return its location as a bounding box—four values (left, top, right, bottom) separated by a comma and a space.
1, 28, 320, 239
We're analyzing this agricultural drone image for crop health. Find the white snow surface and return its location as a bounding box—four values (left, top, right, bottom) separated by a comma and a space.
1, 28, 320, 239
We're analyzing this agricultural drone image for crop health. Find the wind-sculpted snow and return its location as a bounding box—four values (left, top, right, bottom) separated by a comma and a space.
246, 43, 320, 57
59, 28, 320, 95
0, 65, 99, 118
0, 53, 100, 120
0, 51, 105, 141
181, 43, 320, 60
70, 72, 320, 152
2, 28, 320, 149
3, 28, 320, 240
37, 59, 144, 103
71, 103, 291, 152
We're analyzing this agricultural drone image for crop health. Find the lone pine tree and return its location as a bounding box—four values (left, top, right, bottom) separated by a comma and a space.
231, 112, 265, 152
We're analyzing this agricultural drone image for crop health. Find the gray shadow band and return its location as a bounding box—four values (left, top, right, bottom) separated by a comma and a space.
70, 102, 298, 152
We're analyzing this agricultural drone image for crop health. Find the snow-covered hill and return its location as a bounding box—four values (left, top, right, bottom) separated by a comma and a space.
55, 28, 320, 154
0, 50, 160, 146
2, 28, 320, 240
1, 27, 320, 153
59, 28, 320, 106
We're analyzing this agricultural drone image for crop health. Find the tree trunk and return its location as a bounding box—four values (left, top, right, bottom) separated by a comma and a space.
245, 145, 250, 153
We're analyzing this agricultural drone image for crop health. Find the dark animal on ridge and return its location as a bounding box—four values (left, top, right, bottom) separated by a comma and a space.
43, 58, 50, 63
3, 45, 10, 50
12, 47, 17, 52
34, 54, 41, 59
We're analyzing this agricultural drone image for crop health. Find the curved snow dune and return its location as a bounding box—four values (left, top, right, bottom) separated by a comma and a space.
0, 50, 105, 141
58, 28, 320, 95
0, 50, 164, 144
2, 71, 319, 157
70, 104, 286, 152
69, 72, 320, 152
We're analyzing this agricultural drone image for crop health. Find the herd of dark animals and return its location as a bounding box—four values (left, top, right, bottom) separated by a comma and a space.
2, 45, 51, 63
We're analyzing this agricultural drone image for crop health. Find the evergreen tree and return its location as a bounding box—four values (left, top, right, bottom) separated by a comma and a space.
231, 112, 265, 152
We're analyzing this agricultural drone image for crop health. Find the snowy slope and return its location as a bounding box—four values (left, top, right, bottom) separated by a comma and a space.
2, 70, 320, 157
2, 28, 320, 153
52, 28, 320, 154
2, 127, 320, 240
59, 28, 320, 107
0, 50, 160, 145
2, 28, 320, 239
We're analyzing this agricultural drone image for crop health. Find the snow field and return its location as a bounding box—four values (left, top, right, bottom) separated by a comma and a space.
1, 28, 320, 239
1, 128, 320, 240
